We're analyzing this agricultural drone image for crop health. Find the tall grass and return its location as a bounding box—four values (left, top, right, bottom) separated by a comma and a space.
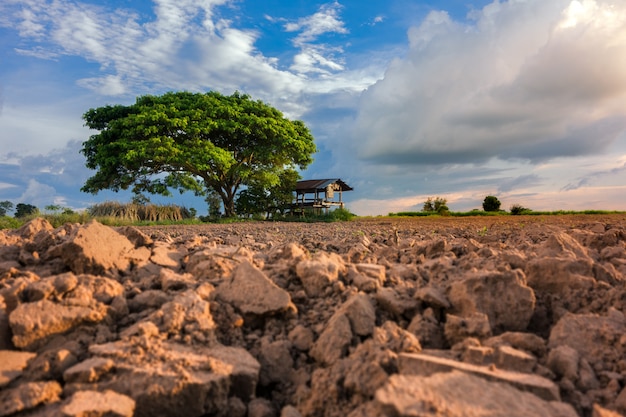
88, 201, 193, 222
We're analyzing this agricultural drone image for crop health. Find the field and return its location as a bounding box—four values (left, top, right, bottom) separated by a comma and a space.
1, 214, 626, 416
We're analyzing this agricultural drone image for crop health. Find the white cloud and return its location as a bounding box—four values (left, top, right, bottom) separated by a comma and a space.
284, 2, 349, 76
284, 2, 348, 44
19, 179, 59, 207
353, 0, 626, 166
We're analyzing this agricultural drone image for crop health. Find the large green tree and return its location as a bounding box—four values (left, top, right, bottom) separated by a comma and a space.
81, 91, 317, 217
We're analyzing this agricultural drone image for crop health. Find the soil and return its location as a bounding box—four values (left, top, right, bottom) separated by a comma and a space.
2, 214, 626, 417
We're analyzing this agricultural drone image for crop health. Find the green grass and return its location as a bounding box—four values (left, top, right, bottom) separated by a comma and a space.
388, 209, 626, 217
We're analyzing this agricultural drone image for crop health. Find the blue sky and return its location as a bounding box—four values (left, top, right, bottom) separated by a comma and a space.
2, 0, 626, 216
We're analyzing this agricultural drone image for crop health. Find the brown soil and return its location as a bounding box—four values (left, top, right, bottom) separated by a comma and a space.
2, 214, 626, 417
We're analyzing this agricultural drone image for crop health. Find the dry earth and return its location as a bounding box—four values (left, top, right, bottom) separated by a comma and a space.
2, 215, 626, 416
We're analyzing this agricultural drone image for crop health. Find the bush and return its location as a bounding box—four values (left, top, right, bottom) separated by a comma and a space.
482, 196, 501, 212
422, 197, 450, 215
510, 204, 531, 215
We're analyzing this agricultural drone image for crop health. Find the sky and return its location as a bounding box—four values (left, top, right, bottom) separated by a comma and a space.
2, 0, 626, 216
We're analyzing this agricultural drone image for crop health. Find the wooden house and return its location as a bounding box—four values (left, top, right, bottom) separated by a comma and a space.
292, 179, 353, 214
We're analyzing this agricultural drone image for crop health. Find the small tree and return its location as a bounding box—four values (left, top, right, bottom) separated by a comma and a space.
205, 190, 222, 220
0, 201, 14, 217
15, 203, 39, 218
510, 204, 530, 215
236, 168, 299, 218
422, 197, 449, 215
483, 196, 501, 212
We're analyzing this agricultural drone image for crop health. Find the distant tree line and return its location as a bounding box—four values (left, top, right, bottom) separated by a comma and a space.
0, 201, 39, 218
419, 195, 531, 215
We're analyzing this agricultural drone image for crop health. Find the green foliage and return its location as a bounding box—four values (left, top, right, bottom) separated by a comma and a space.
15, 203, 39, 218
422, 197, 449, 215
236, 168, 299, 218
482, 196, 501, 212
279, 207, 355, 223
81, 91, 317, 217
204, 190, 223, 220
510, 204, 531, 215
0, 216, 22, 229
41, 211, 91, 228
0, 201, 14, 217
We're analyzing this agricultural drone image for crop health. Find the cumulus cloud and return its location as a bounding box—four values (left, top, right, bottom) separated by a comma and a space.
0, 0, 363, 109
284, 2, 348, 44
353, 0, 626, 166
283, 2, 349, 76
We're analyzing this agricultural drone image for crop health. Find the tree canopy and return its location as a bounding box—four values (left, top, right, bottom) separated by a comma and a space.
483, 195, 502, 212
81, 91, 317, 217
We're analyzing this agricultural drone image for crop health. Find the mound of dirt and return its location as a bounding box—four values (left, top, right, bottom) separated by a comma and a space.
2, 215, 626, 417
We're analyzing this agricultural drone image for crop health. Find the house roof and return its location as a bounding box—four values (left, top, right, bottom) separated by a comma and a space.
295, 179, 353, 193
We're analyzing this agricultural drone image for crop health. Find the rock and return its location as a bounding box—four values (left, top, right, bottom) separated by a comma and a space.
25, 348, 78, 382
375, 372, 577, 417
615, 385, 626, 414
116, 226, 154, 247
288, 325, 314, 351
0, 350, 36, 388
215, 261, 295, 317
9, 299, 107, 350
399, 352, 561, 401
494, 345, 537, 373
227, 397, 247, 417
0, 298, 10, 350
0, 381, 62, 416
296, 252, 346, 297
484, 331, 547, 357
150, 242, 183, 268
548, 309, 626, 368
414, 286, 450, 309
593, 403, 623, 417
547, 345, 580, 380
128, 290, 171, 312
375, 287, 419, 319
578, 358, 600, 390
347, 265, 382, 292
526, 257, 596, 292
63, 357, 116, 383
281, 405, 303, 417
444, 312, 492, 345
159, 268, 195, 291
407, 310, 446, 349
80, 340, 260, 416
310, 314, 352, 365
339, 293, 376, 337
373, 321, 421, 354
14, 218, 54, 240
187, 246, 255, 282
60, 390, 135, 417
248, 398, 275, 417
130, 290, 216, 344
354, 263, 386, 284
45, 220, 135, 275
259, 339, 294, 386
462, 346, 495, 366
447, 269, 536, 332
542, 232, 591, 259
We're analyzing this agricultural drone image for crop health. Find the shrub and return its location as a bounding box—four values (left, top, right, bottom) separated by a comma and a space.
482, 196, 501, 212
510, 204, 531, 215
423, 197, 449, 215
